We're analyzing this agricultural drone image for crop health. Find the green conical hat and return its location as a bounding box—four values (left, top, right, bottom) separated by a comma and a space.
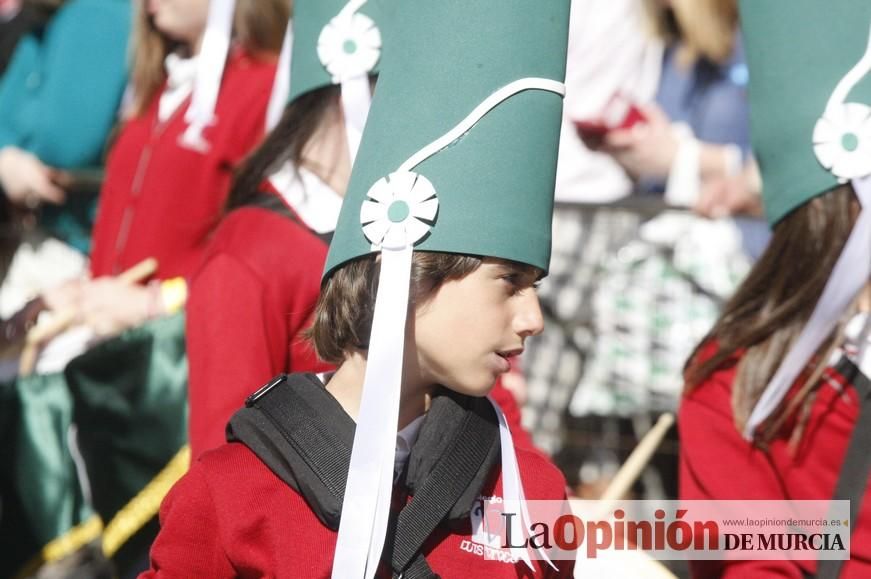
323, 0, 569, 277
288, 0, 391, 102
741, 0, 871, 225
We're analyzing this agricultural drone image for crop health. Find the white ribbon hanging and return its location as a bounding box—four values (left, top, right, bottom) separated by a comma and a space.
331, 245, 413, 579
265, 18, 293, 131
180, 0, 235, 151
332, 77, 566, 579
317, 0, 380, 165
488, 397, 557, 571
341, 75, 372, 163
744, 176, 871, 439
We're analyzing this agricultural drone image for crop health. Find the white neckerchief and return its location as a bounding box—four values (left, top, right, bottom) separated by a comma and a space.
393, 414, 424, 481
268, 164, 343, 234
160, 53, 199, 123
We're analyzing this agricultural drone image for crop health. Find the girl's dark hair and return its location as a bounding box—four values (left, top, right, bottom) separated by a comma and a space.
684, 184, 858, 443
310, 252, 484, 364
227, 84, 339, 211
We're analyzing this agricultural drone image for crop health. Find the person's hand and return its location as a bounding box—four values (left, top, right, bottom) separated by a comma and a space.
75, 277, 161, 337
0, 146, 66, 208
601, 103, 679, 180
42, 277, 89, 313
693, 159, 763, 219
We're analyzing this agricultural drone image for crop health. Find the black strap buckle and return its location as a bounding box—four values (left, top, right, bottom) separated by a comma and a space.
245, 374, 287, 407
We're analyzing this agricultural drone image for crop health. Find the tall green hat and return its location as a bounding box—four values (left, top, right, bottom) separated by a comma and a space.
740, 0, 871, 438
288, 0, 389, 102
324, 0, 567, 278
742, 0, 871, 225
327, 0, 570, 576
266, 0, 392, 158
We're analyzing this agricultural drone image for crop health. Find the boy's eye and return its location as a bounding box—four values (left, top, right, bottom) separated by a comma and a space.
500, 274, 539, 295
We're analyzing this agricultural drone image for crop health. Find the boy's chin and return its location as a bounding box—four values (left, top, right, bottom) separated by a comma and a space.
442, 375, 498, 398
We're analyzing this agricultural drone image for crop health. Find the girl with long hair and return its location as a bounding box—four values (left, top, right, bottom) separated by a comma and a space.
679, 1, 871, 576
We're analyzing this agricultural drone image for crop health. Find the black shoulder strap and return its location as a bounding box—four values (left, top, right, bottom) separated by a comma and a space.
388, 398, 499, 578
231, 376, 499, 578
245, 192, 334, 246
227, 374, 354, 529
815, 357, 871, 579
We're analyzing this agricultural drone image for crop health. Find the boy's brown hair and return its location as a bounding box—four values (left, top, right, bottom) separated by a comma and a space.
310, 252, 483, 364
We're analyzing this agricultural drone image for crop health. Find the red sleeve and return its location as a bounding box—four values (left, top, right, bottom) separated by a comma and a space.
679, 378, 803, 579
187, 253, 278, 460
139, 462, 236, 578
219, 61, 273, 168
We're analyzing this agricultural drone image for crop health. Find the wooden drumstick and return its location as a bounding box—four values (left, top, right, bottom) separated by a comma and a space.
570, 413, 677, 578
600, 412, 675, 503
18, 258, 158, 376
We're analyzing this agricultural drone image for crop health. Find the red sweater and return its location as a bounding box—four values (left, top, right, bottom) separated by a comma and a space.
89, 48, 276, 280
187, 199, 331, 459
679, 349, 871, 578
140, 440, 573, 578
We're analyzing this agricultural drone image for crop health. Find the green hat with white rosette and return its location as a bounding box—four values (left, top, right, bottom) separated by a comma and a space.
740, 0, 871, 439
266, 0, 392, 150
287, 0, 390, 102
741, 0, 871, 225
326, 0, 570, 576
323, 0, 569, 278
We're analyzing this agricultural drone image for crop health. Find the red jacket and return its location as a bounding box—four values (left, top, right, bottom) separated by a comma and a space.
140, 438, 572, 578
187, 197, 331, 459
89, 48, 276, 281
679, 347, 871, 578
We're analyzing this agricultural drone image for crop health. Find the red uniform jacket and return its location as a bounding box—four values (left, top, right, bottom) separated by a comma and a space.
187, 197, 331, 459
679, 347, 871, 578
140, 437, 572, 578
89, 48, 276, 280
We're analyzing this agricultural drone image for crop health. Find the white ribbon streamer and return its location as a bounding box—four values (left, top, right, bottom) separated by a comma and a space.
266, 19, 293, 132
331, 245, 412, 579
744, 175, 871, 439
333, 77, 566, 578
341, 74, 372, 164
180, 0, 235, 151
488, 397, 558, 571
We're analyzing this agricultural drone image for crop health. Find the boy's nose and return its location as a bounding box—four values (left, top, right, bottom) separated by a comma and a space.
514, 291, 545, 338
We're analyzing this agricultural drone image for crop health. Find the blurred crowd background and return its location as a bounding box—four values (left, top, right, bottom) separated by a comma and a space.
0, 0, 764, 577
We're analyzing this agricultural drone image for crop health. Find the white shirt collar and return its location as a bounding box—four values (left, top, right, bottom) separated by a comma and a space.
159, 53, 198, 122
268, 164, 343, 234
394, 414, 425, 480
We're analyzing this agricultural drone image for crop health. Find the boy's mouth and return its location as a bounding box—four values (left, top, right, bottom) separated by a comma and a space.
496, 348, 523, 360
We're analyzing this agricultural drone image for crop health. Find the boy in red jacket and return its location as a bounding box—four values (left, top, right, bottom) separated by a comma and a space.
141, 0, 574, 576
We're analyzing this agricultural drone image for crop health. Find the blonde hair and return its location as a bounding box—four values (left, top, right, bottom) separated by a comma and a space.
128, 0, 290, 117
643, 0, 738, 66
